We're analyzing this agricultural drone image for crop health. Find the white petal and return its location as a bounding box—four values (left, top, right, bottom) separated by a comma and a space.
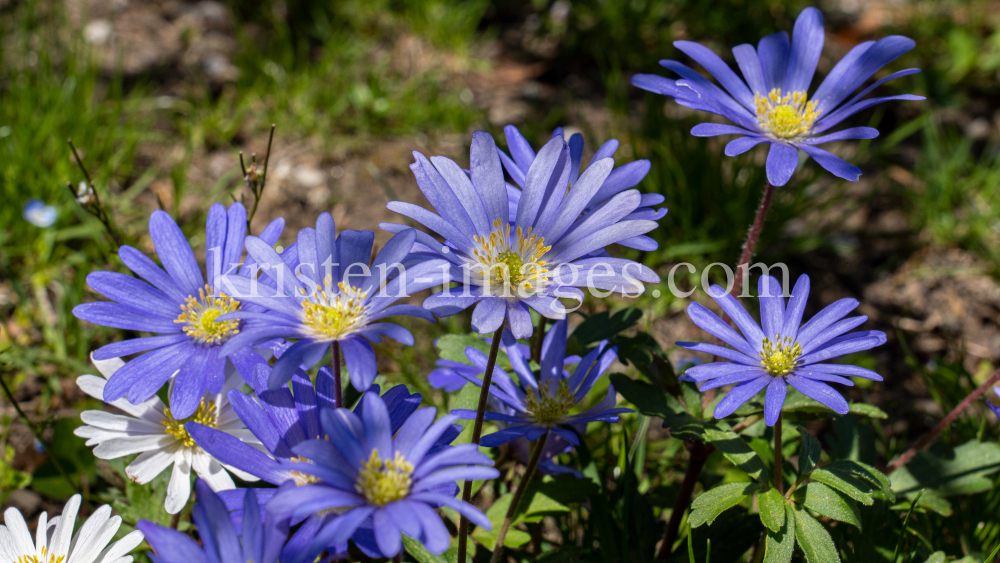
91, 531, 143, 563
33, 512, 48, 558
50, 495, 81, 561
90, 355, 124, 380
192, 453, 235, 491
74, 427, 130, 444
79, 411, 163, 434
125, 449, 175, 485
0, 526, 22, 563
93, 435, 174, 459
220, 463, 260, 483
66, 507, 112, 563
3, 507, 36, 556
75, 376, 165, 421
164, 450, 192, 515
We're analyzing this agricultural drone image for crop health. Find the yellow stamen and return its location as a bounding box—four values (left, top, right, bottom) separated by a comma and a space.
175, 285, 241, 345
754, 89, 820, 140
300, 276, 369, 340
760, 335, 802, 377
355, 449, 414, 506
16, 547, 65, 563
290, 455, 323, 485
161, 399, 218, 448
524, 379, 576, 425
470, 218, 551, 296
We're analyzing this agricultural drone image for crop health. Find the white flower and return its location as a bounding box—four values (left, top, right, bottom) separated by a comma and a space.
0, 495, 143, 563
74, 356, 262, 514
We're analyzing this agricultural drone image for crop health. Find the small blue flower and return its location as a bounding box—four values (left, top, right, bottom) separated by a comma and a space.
73, 204, 285, 419
383, 130, 660, 339
499, 125, 667, 251
188, 361, 459, 561
23, 198, 56, 227
679, 274, 886, 425
216, 213, 449, 391
632, 7, 923, 186
264, 391, 499, 558
451, 319, 631, 447
988, 387, 1000, 420
138, 480, 299, 563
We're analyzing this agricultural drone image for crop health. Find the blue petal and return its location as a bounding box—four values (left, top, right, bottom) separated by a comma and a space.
765, 142, 799, 187
756, 31, 790, 93
784, 7, 824, 93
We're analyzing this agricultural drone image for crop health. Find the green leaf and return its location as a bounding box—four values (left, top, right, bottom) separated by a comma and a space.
471, 527, 531, 552
763, 504, 795, 563
472, 490, 569, 549
890, 440, 1000, 497
847, 403, 888, 419
824, 460, 893, 502
403, 535, 448, 563
0, 445, 31, 502
689, 482, 757, 528
810, 468, 875, 506
680, 380, 703, 419
704, 428, 768, 481
798, 482, 862, 530
570, 308, 643, 348
758, 488, 786, 533
921, 552, 946, 563
799, 431, 822, 476
610, 373, 706, 440
793, 507, 841, 563
435, 334, 512, 371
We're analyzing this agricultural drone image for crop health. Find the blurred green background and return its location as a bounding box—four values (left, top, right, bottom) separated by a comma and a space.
2, 0, 1000, 556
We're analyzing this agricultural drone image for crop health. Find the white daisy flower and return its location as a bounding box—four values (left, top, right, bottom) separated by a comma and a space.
0, 495, 143, 563
74, 356, 262, 514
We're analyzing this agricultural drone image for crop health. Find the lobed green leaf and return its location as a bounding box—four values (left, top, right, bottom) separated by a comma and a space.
689, 482, 757, 528
794, 507, 841, 563
798, 482, 862, 530
704, 428, 768, 481
764, 503, 796, 563
758, 488, 786, 533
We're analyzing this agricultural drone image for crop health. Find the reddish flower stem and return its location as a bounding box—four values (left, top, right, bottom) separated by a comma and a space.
456, 326, 505, 563
888, 368, 1000, 473
730, 183, 777, 298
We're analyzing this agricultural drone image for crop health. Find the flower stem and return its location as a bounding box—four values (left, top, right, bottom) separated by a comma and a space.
657, 440, 712, 559
531, 317, 547, 363
490, 432, 549, 563
730, 183, 777, 298
774, 413, 783, 494
888, 368, 1000, 473
332, 340, 343, 408
456, 326, 505, 563
0, 365, 79, 499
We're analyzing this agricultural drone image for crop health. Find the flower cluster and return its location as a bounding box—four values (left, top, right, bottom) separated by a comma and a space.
54, 7, 921, 560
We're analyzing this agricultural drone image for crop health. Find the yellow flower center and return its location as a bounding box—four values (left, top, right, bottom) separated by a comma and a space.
471, 218, 551, 296
355, 449, 414, 506
162, 399, 218, 448
300, 276, 369, 341
175, 285, 241, 345
754, 89, 820, 140
524, 379, 576, 425
290, 455, 323, 486
760, 335, 802, 377
17, 547, 64, 563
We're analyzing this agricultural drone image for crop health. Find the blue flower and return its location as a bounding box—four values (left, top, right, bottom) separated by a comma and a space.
137, 480, 299, 563
23, 198, 57, 227
499, 125, 667, 251
188, 362, 458, 561
264, 391, 499, 558
215, 213, 448, 390
73, 204, 285, 419
383, 131, 660, 339
988, 387, 1000, 420
632, 7, 923, 186
679, 274, 886, 425
451, 319, 630, 447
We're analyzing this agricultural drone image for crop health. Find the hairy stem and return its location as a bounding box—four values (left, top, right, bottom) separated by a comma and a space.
490, 432, 549, 563
456, 326, 505, 563
774, 413, 783, 494
730, 183, 777, 298
332, 340, 343, 408
657, 440, 712, 559
888, 368, 1000, 472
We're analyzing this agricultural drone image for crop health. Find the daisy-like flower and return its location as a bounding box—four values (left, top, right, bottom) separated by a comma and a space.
265, 391, 498, 558
679, 274, 886, 425
74, 356, 261, 514
73, 203, 285, 419
215, 214, 447, 390
138, 481, 299, 563
499, 125, 667, 251
188, 362, 461, 561
382, 131, 659, 339
451, 319, 630, 447
0, 495, 143, 563
632, 7, 923, 186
